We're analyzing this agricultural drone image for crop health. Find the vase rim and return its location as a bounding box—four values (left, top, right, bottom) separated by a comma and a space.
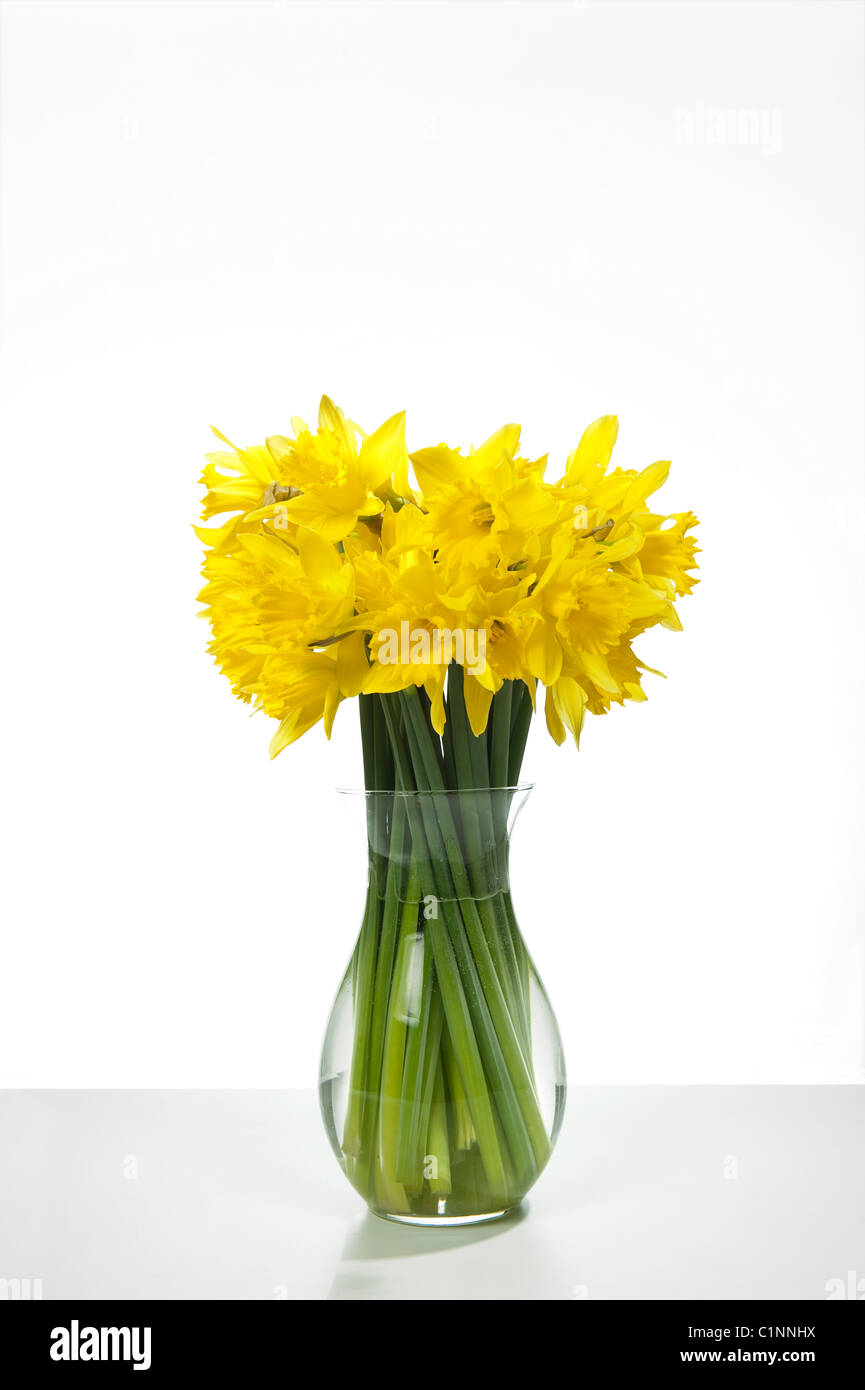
336, 783, 534, 796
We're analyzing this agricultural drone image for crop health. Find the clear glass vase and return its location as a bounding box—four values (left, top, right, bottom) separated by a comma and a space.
319, 786, 566, 1226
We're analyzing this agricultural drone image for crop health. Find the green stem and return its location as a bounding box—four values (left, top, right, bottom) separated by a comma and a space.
410, 986, 444, 1193
441, 1023, 474, 1152
357, 797, 408, 1192
508, 680, 533, 786
449, 671, 527, 1053
377, 870, 421, 1213
342, 696, 397, 1189
504, 682, 533, 1031
395, 906, 436, 1188
489, 679, 513, 789
427, 1062, 452, 1195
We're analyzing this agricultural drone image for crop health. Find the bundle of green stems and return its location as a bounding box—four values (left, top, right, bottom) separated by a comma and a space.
341, 666, 550, 1217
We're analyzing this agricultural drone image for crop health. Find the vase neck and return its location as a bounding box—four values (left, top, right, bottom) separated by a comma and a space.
340, 788, 531, 904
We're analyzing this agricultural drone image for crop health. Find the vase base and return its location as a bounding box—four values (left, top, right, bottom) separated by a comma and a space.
370, 1204, 520, 1228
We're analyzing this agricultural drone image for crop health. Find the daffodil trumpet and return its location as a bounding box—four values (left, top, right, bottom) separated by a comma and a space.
197, 396, 699, 1221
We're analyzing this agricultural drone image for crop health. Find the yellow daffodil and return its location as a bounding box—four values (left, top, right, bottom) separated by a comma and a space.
198, 523, 366, 752
265, 397, 409, 542
411, 425, 558, 572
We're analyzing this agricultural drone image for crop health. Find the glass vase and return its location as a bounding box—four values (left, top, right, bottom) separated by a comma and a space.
319, 786, 566, 1226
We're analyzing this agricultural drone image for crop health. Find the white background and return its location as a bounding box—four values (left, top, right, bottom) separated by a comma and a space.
1, 0, 862, 1088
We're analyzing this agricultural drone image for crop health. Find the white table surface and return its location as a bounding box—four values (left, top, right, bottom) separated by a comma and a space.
1, 1088, 862, 1301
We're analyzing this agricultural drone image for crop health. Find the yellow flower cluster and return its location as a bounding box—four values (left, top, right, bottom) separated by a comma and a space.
197, 396, 699, 755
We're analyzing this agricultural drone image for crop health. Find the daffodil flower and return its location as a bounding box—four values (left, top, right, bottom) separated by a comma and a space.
264, 396, 410, 542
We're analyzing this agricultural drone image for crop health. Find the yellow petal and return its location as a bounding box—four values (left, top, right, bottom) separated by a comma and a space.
564, 415, 618, 486
266, 433, 293, 464
553, 677, 587, 747
297, 526, 343, 589
209, 425, 241, 451
337, 631, 369, 697
471, 423, 521, 469
621, 460, 670, 512
237, 533, 295, 571
323, 683, 341, 738
363, 661, 413, 694
603, 534, 643, 563
525, 619, 563, 685
269, 714, 300, 758
282, 494, 358, 542
318, 395, 357, 455
410, 444, 464, 493
361, 410, 408, 491
579, 651, 620, 695
462, 675, 494, 736
544, 687, 566, 745
424, 673, 446, 735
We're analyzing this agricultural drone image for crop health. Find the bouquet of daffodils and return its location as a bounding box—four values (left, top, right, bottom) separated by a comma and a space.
197, 396, 698, 1220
